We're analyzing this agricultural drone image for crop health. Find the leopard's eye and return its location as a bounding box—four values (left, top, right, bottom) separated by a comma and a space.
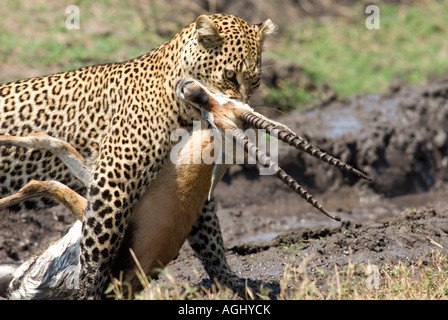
251, 78, 261, 89
224, 70, 238, 86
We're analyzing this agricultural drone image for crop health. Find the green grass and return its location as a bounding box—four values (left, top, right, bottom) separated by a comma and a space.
268, 0, 448, 107
107, 251, 448, 300
0, 0, 172, 79
265, 82, 313, 111
2, 1, 447, 108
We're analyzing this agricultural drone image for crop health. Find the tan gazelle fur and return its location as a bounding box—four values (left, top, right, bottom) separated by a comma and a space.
122, 124, 220, 288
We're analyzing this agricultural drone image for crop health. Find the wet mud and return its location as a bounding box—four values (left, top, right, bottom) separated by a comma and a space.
0, 79, 447, 298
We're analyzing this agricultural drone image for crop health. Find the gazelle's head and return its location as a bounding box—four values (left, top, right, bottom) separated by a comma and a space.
176, 77, 252, 131
176, 78, 371, 221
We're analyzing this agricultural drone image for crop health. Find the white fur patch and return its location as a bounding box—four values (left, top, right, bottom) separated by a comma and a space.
8, 220, 82, 300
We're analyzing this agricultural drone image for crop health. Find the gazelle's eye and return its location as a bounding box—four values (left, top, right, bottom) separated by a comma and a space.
224, 70, 238, 86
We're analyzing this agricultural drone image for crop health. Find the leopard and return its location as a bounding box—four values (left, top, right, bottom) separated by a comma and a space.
1, 76, 370, 299
0, 14, 276, 299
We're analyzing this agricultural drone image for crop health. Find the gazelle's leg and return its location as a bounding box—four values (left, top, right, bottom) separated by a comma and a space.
0, 180, 86, 220
0, 133, 91, 186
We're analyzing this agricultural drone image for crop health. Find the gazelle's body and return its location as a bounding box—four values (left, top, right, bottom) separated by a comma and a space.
117, 125, 220, 288
6, 123, 225, 299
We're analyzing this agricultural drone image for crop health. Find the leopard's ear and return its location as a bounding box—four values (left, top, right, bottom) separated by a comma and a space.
195, 15, 223, 48
257, 19, 277, 42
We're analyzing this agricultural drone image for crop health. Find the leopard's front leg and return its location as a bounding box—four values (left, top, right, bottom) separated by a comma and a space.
189, 198, 281, 299
77, 113, 171, 299
188, 198, 246, 294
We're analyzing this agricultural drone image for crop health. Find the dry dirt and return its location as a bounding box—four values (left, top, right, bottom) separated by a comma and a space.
0, 78, 447, 298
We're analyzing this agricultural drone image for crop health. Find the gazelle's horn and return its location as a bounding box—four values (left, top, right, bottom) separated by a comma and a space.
228, 128, 341, 222
240, 111, 371, 182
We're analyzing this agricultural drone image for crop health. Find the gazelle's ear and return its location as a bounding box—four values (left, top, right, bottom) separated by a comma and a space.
258, 19, 277, 42
195, 15, 223, 48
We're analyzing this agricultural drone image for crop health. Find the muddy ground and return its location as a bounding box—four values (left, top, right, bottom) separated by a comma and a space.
0, 78, 447, 298
166, 77, 448, 296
